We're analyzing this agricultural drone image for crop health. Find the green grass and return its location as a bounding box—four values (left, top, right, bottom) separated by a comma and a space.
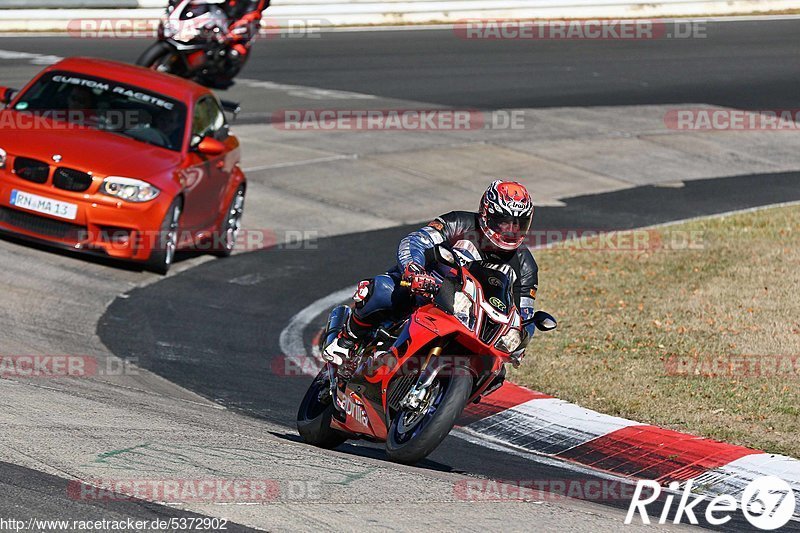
513, 205, 800, 457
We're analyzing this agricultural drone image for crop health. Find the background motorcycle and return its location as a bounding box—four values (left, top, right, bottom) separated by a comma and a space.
297, 245, 558, 464
137, 0, 246, 89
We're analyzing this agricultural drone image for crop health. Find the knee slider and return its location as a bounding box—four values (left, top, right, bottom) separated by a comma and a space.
352, 279, 374, 309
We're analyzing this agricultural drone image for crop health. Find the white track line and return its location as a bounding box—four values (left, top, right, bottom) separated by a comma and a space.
243, 154, 358, 173
237, 78, 378, 101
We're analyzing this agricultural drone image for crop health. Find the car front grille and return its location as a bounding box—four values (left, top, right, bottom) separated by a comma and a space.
0, 206, 85, 241
13, 157, 50, 184
53, 167, 93, 192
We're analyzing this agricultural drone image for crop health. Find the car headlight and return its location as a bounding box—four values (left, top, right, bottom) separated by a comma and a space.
0, 147, 6, 169
495, 327, 522, 353
453, 291, 475, 330
101, 176, 160, 202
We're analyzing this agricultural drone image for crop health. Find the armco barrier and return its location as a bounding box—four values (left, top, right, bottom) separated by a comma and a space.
0, 1, 140, 8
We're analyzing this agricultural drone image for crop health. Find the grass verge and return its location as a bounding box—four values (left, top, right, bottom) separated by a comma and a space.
514, 204, 800, 457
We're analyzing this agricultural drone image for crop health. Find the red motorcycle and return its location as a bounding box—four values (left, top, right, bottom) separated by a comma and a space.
137, 0, 244, 89
297, 245, 557, 464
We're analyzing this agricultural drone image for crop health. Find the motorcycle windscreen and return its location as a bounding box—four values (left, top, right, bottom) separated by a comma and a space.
433, 277, 457, 314
467, 262, 514, 315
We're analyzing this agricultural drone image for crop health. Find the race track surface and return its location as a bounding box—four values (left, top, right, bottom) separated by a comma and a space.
1, 19, 799, 532
98, 171, 800, 532
0, 18, 798, 111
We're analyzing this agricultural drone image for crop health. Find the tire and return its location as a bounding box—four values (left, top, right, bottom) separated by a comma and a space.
213, 185, 245, 258
145, 198, 182, 275
296, 370, 349, 449
385, 372, 472, 465
137, 42, 182, 75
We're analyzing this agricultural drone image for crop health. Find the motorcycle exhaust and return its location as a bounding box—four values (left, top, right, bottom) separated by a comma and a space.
323, 305, 351, 349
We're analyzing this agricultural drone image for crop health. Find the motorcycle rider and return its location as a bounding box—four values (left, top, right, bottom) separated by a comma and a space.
168, 0, 269, 79
221, 0, 269, 78
323, 180, 539, 389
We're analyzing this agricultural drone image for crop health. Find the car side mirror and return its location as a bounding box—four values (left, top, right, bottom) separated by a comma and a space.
0, 87, 18, 107
525, 311, 557, 331
193, 136, 226, 156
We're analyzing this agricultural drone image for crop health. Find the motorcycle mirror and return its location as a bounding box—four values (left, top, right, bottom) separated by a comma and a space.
194, 136, 226, 156
0, 87, 18, 107
528, 311, 557, 331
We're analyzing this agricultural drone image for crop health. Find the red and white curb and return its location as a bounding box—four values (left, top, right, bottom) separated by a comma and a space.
280, 287, 800, 523
456, 383, 800, 517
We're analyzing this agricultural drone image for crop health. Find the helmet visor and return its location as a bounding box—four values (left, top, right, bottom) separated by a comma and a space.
487, 213, 532, 246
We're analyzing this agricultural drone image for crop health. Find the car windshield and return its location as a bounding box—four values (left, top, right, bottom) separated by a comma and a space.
12, 71, 187, 152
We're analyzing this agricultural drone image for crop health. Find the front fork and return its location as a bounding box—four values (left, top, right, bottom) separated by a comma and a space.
400, 343, 445, 411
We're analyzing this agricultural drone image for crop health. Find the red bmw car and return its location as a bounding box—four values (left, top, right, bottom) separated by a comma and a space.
0, 57, 246, 273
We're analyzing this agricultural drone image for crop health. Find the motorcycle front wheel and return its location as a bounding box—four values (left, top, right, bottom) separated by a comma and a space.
296, 369, 349, 449
137, 42, 185, 76
386, 372, 472, 465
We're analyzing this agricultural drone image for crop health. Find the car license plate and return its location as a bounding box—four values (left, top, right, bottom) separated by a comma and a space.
10, 190, 78, 221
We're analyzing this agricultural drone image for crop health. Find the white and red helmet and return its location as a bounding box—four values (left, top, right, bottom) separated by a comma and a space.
478, 180, 534, 251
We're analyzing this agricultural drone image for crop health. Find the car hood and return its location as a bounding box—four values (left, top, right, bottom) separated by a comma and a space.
0, 112, 183, 181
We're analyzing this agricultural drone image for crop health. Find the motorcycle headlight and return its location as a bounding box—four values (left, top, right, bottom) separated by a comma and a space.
0, 147, 7, 169
453, 291, 475, 330
495, 327, 522, 353
176, 24, 200, 42
101, 176, 160, 203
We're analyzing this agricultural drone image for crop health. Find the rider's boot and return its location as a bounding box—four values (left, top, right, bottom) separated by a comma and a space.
222, 43, 249, 81
322, 331, 356, 366
322, 314, 363, 366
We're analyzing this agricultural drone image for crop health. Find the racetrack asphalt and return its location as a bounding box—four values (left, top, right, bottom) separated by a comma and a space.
1, 20, 799, 532
1, 18, 799, 111
98, 171, 800, 532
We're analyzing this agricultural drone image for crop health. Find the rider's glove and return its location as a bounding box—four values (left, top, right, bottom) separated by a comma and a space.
227, 18, 256, 42
402, 262, 439, 297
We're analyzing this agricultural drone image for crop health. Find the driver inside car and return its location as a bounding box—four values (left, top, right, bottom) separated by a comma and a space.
154, 110, 184, 150
323, 180, 539, 393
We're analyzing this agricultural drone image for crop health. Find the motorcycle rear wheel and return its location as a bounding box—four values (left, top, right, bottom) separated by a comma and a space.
296, 369, 349, 449
386, 372, 472, 465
